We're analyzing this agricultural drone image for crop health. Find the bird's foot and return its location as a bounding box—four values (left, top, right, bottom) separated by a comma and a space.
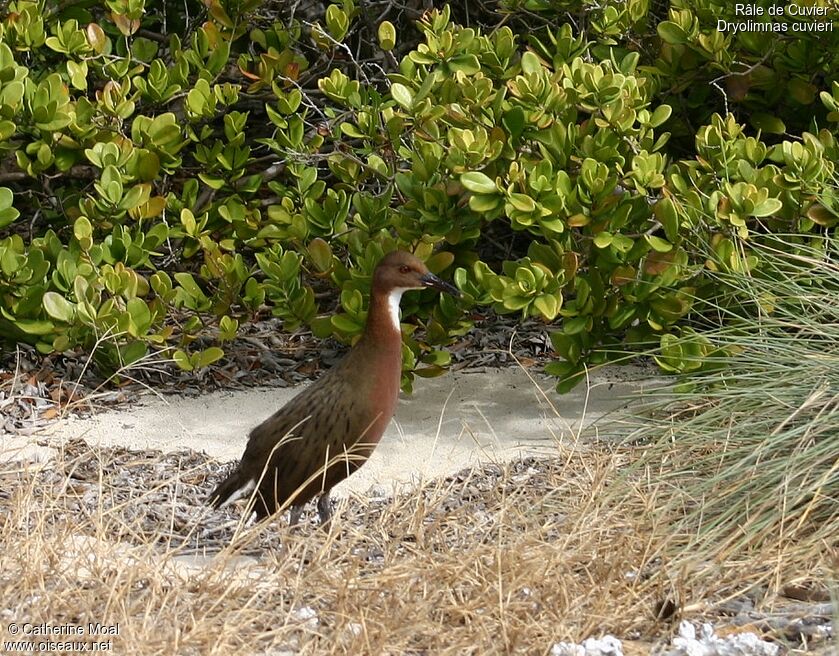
287, 504, 303, 528
316, 494, 333, 529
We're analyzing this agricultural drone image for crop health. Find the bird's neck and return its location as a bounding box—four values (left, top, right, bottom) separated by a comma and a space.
350, 286, 406, 426
360, 286, 405, 351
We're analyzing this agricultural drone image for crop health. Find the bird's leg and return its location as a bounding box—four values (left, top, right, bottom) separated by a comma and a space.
316, 493, 333, 528
287, 504, 303, 527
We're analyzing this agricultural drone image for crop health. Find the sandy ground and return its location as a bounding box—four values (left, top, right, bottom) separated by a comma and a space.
4, 365, 664, 498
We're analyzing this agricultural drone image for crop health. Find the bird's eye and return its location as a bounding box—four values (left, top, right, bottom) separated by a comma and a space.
399, 265, 411, 274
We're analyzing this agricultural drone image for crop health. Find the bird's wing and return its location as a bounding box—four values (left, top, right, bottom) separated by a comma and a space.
242, 363, 355, 456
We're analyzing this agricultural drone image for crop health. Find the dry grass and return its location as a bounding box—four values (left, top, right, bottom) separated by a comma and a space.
1, 432, 833, 655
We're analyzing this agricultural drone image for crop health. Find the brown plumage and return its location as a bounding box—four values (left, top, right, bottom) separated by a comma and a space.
207, 250, 460, 525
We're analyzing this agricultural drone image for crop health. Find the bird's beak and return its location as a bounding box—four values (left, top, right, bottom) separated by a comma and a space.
419, 272, 461, 297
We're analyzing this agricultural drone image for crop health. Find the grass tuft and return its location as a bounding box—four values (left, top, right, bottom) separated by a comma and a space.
602, 237, 839, 620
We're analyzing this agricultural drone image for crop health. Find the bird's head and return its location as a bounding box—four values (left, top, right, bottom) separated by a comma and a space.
373, 251, 461, 297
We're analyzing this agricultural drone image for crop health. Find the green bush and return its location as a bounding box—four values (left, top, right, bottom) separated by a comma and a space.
0, 0, 836, 390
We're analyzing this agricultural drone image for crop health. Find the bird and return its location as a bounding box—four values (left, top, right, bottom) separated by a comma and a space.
207, 250, 461, 526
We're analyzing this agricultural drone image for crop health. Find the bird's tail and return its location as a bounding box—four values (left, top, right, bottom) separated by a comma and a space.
207, 467, 256, 509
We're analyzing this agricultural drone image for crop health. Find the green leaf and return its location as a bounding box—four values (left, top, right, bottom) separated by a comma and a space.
612, 234, 634, 253
331, 313, 362, 334
461, 172, 497, 194
657, 21, 688, 44
310, 315, 334, 339
131, 36, 158, 62
544, 361, 586, 393
195, 346, 224, 369
469, 194, 502, 213
378, 20, 396, 51
750, 113, 786, 134
502, 106, 526, 140
43, 292, 75, 322
644, 235, 673, 253
414, 365, 446, 378
649, 104, 672, 128
73, 216, 92, 240
533, 294, 559, 320
0, 120, 16, 141
126, 297, 151, 336
425, 251, 454, 275
550, 331, 581, 364
609, 305, 636, 330
14, 319, 55, 336
219, 315, 239, 341
308, 237, 333, 273
751, 198, 782, 218
564, 316, 589, 335
135, 152, 160, 181
520, 51, 542, 75
448, 54, 480, 74
508, 193, 536, 213
0, 187, 19, 227
340, 122, 366, 138
787, 78, 816, 105
198, 173, 225, 190
593, 232, 613, 248
174, 272, 206, 300
173, 349, 193, 371
422, 349, 451, 366
325, 4, 349, 41
66, 61, 87, 90
391, 83, 413, 111
654, 197, 679, 242
120, 341, 148, 365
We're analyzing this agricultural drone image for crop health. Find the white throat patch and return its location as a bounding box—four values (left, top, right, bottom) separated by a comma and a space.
387, 288, 409, 332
